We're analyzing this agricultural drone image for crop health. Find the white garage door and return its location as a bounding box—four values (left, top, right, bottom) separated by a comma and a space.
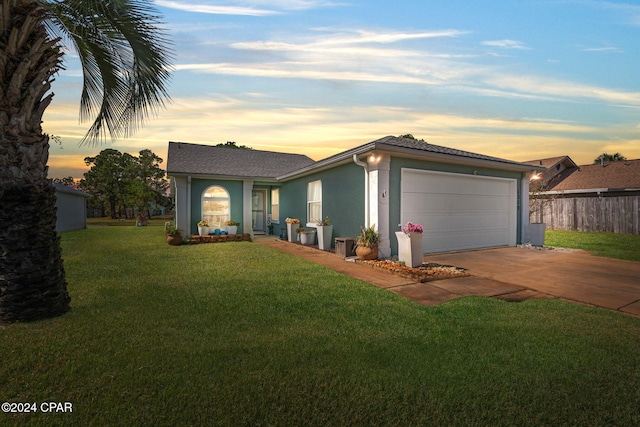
401, 169, 517, 253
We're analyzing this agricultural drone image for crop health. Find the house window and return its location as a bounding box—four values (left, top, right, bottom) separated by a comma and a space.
271, 189, 279, 222
202, 185, 229, 229
307, 180, 322, 223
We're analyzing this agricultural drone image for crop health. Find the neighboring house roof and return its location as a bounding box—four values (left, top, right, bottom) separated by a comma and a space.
166, 142, 315, 178
548, 159, 640, 191
523, 155, 578, 189
53, 183, 91, 198
523, 156, 575, 169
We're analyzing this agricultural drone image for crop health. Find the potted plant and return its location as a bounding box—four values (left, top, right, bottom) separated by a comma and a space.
355, 224, 379, 260
197, 220, 209, 237
226, 220, 240, 235
165, 224, 183, 246
285, 217, 300, 242
297, 227, 317, 246
315, 217, 333, 251
396, 221, 424, 267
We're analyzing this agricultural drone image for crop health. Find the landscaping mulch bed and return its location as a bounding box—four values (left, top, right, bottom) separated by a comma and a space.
189, 233, 252, 244
357, 259, 469, 282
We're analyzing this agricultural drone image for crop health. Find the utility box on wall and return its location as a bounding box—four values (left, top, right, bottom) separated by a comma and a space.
335, 237, 356, 258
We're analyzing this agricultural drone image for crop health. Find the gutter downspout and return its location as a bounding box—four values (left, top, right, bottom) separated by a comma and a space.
353, 154, 369, 227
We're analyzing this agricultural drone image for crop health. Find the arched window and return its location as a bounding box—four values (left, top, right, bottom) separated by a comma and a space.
202, 186, 230, 229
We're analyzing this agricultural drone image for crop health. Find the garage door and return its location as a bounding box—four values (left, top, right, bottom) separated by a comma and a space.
401, 169, 517, 253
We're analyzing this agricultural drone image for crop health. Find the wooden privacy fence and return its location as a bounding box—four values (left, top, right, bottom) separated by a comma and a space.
530, 194, 640, 235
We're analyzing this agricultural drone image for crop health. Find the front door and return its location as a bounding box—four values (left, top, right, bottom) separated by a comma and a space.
252, 189, 267, 234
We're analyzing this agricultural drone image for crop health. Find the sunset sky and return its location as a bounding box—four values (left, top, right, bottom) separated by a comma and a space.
44, 0, 640, 178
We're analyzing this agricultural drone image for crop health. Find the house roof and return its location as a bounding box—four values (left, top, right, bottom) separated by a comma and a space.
523, 155, 577, 170
279, 135, 541, 179
167, 136, 541, 181
166, 142, 315, 178
53, 183, 91, 198
374, 135, 534, 167
548, 159, 640, 191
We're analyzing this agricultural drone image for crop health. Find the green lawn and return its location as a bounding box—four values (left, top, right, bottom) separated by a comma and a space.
546, 230, 640, 261
1, 226, 639, 426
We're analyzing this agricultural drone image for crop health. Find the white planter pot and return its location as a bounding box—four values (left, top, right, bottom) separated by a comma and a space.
226, 225, 238, 235
529, 223, 546, 247
198, 226, 209, 237
316, 225, 333, 250
300, 230, 316, 246
396, 231, 424, 268
287, 223, 299, 242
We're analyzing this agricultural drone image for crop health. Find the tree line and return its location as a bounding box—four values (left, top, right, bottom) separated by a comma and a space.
54, 149, 171, 219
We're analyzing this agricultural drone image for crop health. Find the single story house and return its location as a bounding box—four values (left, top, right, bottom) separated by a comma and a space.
54, 183, 91, 232
525, 156, 640, 234
167, 136, 544, 256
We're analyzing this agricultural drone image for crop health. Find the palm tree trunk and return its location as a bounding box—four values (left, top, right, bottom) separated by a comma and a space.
0, 0, 70, 323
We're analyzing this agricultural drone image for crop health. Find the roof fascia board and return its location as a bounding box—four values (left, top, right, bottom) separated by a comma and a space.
277, 144, 376, 180
167, 172, 279, 182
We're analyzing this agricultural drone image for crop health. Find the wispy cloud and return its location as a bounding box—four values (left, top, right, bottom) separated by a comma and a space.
575, 0, 640, 26
183, 28, 475, 83
154, 0, 339, 15
173, 22, 640, 109
154, 0, 279, 16
484, 74, 640, 106
482, 39, 529, 49
581, 46, 623, 53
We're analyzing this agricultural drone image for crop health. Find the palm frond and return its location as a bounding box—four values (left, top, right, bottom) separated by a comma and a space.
42, 0, 173, 145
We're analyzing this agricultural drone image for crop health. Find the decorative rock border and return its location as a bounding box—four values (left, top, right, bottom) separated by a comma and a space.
189, 233, 252, 244
357, 259, 469, 282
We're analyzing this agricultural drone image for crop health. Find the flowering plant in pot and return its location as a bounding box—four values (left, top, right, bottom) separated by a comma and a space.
401, 221, 423, 234
197, 220, 209, 237
285, 218, 300, 242
355, 224, 379, 260
225, 220, 240, 235
396, 221, 424, 267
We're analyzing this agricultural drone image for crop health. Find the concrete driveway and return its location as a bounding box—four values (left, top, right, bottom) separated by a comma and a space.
430, 247, 640, 318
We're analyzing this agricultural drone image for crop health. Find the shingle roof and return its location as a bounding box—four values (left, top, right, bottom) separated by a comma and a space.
522, 156, 575, 169
167, 136, 540, 181
288, 135, 539, 175
373, 135, 535, 167
548, 159, 640, 191
166, 142, 315, 178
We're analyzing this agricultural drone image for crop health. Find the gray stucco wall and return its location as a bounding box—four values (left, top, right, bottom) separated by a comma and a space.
279, 163, 365, 247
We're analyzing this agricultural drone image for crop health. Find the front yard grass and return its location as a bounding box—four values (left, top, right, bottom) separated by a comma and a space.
1, 226, 639, 426
546, 230, 640, 261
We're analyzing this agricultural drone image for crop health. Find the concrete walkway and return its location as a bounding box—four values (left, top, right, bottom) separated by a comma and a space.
255, 236, 640, 318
